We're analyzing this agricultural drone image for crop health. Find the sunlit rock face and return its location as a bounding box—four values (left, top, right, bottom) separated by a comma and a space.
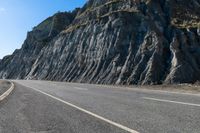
0, 0, 200, 85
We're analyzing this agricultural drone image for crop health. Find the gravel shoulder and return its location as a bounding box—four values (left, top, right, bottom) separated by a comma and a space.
0, 80, 11, 96
135, 84, 200, 94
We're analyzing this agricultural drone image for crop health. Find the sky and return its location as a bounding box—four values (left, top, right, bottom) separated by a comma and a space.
0, 0, 86, 59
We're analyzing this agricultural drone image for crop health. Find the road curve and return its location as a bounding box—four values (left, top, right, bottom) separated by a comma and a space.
0, 80, 200, 133
0, 81, 14, 102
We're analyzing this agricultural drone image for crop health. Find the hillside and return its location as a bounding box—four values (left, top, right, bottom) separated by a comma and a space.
0, 0, 200, 85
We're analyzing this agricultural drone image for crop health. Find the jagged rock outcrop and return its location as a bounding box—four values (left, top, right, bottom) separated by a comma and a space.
0, 12, 77, 79
0, 0, 200, 85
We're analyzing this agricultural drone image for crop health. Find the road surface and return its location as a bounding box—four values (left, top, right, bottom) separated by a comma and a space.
0, 80, 200, 133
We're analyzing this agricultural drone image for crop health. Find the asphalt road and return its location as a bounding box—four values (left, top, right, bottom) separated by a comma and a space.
0, 80, 200, 133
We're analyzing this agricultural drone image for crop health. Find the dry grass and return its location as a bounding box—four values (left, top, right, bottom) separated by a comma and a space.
76, 0, 124, 19
171, 18, 200, 29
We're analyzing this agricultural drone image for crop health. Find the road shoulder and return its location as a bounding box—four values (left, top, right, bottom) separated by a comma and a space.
0, 80, 14, 101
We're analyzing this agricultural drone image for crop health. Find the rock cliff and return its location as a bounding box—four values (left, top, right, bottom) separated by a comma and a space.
0, 0, 200, 85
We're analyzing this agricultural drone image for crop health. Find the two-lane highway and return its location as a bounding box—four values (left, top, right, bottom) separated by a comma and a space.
0, 80, 200, 133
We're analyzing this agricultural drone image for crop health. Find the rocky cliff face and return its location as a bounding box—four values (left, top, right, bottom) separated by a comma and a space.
0, 0, 200, 85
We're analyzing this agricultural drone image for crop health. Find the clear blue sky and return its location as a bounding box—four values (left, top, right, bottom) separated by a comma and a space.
0, 0, 86, 59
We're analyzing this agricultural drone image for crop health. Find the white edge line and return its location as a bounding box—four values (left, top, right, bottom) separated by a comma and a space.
0, 82, 15, 101
74, 87, 88, 91
23, 85, 139, 133
142, 97, 200, 107
134, 88, 200, 97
